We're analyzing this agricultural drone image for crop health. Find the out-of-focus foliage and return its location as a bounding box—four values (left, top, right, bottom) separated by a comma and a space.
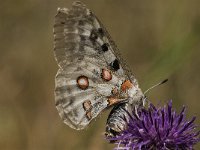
0, 0, 199, 150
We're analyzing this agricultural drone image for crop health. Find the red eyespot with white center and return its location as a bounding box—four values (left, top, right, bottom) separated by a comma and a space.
102, 69, 112, 81
77, 75, 89, 90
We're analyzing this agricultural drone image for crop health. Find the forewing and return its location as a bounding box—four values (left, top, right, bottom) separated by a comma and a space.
53, 1, 136, 130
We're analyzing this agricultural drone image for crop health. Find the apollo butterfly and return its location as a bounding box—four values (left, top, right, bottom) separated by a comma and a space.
53, 1, 145, 137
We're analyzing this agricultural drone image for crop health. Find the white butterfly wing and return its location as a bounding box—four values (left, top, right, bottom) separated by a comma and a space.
53, 1, 138, 130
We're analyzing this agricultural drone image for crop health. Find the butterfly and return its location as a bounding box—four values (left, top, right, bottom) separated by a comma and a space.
53, 1, 145, 137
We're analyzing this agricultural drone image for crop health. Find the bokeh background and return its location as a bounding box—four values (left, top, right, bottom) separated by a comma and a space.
0, 0, 200, 149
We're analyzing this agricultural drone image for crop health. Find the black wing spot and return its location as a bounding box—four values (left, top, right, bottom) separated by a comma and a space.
60, 21, 65, 24
98, 28, 104, 36
78, 20, 84, 25
110, 59, 120, 71
101, 43, 109, 52
80, 35, 86, 41
89, 29, 98, 41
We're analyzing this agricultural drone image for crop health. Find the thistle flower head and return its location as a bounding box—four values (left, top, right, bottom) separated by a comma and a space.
107, 101, 200, 150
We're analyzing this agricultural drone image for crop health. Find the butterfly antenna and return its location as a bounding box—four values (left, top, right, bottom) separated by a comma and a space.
144, 79, 168, 95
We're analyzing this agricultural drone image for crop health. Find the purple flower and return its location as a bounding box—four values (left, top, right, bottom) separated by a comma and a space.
107, 101, 200, 150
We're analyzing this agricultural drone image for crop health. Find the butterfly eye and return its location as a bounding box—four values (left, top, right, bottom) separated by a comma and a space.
102, 69, 112, 81
77, 75, 89, 90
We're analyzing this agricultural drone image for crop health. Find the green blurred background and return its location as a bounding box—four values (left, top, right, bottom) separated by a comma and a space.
0, 0, 199, 149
